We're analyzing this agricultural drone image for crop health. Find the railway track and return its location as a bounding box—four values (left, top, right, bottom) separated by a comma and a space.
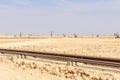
0, 48, 120, 68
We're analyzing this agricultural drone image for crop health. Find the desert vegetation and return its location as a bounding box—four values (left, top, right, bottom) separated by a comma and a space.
114, 33, 120, 38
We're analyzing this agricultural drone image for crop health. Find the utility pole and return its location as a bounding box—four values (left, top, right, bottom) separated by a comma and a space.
50, 31, 53, 38
20, 32, 22, 38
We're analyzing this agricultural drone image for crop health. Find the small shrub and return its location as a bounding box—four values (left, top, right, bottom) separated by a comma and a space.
114, 33, 119, 38
73, 34, 77, 38
63, 34, 66, 37
96, 35, 99, 37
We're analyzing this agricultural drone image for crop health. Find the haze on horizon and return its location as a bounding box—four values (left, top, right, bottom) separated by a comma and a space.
0, 0, 120, 35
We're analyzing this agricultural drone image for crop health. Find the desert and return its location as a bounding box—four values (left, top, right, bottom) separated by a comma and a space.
0, 36, 120, 58
0, 35, 120, 80
1, 0, 120, 79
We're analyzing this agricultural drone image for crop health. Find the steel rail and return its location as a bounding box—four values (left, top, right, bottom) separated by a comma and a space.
0, 49, 120, 67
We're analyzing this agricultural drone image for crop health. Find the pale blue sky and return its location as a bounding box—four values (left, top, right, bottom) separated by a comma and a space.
0, 0, 120, 35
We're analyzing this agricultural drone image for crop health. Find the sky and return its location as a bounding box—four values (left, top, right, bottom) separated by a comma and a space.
0, 0, 120, 35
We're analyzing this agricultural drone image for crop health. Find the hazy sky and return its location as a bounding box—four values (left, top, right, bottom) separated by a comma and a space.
0, 0, 120, 35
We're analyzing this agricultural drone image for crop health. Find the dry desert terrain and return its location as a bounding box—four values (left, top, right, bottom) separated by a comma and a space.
0, 36, 120, 58
0, 36, 120, 80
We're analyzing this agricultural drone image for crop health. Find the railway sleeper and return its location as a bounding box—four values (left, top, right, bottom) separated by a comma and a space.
17, 54, 26, 59
67, 61, 78, 66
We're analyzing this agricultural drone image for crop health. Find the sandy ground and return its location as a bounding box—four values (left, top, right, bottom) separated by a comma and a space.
0, 37, 120, 58
0, 37, 120, 80
0, 56, 119, 80
0, 59, 68, 80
